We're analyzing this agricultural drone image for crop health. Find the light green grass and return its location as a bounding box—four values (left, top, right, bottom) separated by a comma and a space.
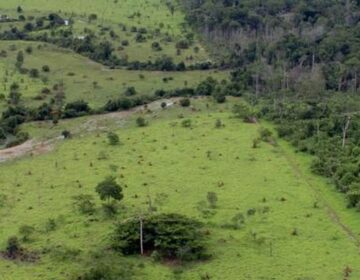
1, 99, 360, 280
0, 0, 209, 63
0, 40, 228, 113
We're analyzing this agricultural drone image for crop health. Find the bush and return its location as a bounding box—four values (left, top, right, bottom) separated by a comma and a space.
181, 119, 192, 128
42, 65, 50, 72
136, 117, 147, 127
63, 100, 91, 118
29, 68, 39, 78
72, 195, 96, 215
107, 132, 120, 145
62, 130, 71, 139
112, 213, 209, 262
124, 87, 137, 97
179, 98, 191, 107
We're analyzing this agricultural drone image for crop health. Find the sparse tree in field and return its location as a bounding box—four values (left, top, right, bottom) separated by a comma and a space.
107, 132, 120, 145
207, 192, 218, 208
96, 176, 123, 203
161, 102, 167, 109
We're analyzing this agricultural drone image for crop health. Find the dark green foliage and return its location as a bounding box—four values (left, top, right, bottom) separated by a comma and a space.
262, 94, 360, 208
95, 176, 123, 203
112, 213, 209, 262
42, 65, 50, 72
124, 87, 137, 97
29, 68, 39, 78
232, 102, 254, 122
62, 130, 71, 139
5, 236, 21, 258
107, 132, 120, 145
72, 195, 96, 215
63, 100, 91, 118
179, 98, 190, 107
181, 119, 192, 128
136, 117, 147, 127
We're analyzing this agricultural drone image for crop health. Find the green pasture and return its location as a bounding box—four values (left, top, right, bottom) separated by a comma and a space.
1, 99, 360, 279
0, 40, 227, 112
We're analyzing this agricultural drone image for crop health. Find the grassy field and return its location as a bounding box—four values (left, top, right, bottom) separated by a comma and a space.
1, 98, 360, 279
0, 0, 209, 64
0, 40, 227, 113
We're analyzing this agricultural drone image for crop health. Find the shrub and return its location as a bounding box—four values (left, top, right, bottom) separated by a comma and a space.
121, 40, 129, 46
107, 132, 120, 145
29, 68, 39, 78
63, 100, 91, 118
151, 42, 162, 51
136, 117, 147, 127
181, 119, 192, 128
124, 87, 137, 96
5, 236, 21, 258
179, 98, 190, 107
72, 195, 96, 215
62, 130, 71, 139
42, 65, 50, 72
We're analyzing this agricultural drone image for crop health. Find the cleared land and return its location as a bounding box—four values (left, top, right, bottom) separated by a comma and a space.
0, 99, 360, 279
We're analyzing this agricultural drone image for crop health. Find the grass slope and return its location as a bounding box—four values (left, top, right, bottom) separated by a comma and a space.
0, 0, 209, 63
0, 99, 359, 279
0, 40, 227, 113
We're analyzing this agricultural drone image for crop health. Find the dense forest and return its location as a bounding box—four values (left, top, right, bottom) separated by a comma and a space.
182, 0, 360, 93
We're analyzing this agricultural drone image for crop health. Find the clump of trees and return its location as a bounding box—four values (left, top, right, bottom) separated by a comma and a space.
112, 213, 210, 262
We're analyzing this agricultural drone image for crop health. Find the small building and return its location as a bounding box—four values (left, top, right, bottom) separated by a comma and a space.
64, 19, 69, 26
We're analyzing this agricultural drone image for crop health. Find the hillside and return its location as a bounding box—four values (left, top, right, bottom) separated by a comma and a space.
1, 1, 360, 280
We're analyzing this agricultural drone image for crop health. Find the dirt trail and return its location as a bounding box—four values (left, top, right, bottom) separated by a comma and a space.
0, 98, 178, 163
279, 145, 360, 248
0, 138, 57, 163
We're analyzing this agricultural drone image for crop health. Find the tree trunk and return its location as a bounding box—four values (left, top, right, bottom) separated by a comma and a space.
342, 116, 351, 148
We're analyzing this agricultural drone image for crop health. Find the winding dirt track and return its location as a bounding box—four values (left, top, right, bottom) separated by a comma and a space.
0, 98, 177, 163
